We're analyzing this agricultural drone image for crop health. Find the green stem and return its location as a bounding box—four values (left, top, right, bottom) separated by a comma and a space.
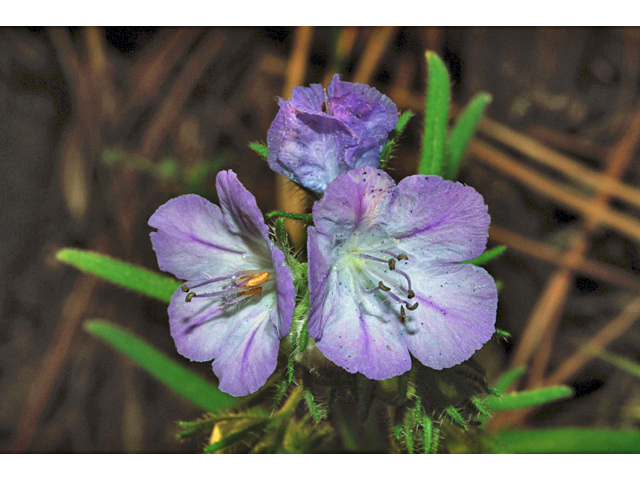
266, 211, 313, 222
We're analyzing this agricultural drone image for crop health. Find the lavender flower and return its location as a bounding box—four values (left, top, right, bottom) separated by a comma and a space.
307, 167, 497, 380
149, 170, 295, 396
267, 74, 398, 194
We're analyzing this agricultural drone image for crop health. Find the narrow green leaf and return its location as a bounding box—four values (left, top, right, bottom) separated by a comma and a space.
84, 320, 237, 413
421, 414, 433, 454
380, 111, 414, 168
249, 142, 269, 159
303, 388, 327, 423
57, 248, 180, 303
445, 405, 466, 427
419, 51, 451, 176
493, 428, 640, 454
459, 245, 506, 265
493, 365, 526, 394
445, 92, 492, 180
395, 110, 414, 136
483, 385, 573, 411
495, 328, 511, 339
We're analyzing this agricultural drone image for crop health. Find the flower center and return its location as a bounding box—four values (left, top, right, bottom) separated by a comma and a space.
348, 248, 419, 325
180, 270, 272, 309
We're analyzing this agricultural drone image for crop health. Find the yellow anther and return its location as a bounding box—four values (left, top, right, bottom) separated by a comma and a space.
388, 258, 396, 271
378, 281, 391, 292
397, 253, 408, 261
406, 302, 419, 311
240, 286, 263, 296
185, 292, 196, 302
181, 285, 190, 292
235, 271, 270, 288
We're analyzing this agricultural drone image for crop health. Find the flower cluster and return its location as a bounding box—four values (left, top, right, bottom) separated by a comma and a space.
150, 77, 498, 396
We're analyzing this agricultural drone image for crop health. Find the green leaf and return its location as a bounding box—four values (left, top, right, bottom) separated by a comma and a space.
419, 51, 451, 176
249, 142, 269, 159
493, 428, 640, 454
483, 385, 573, 411
445, 92, 492, 180
380, 111, 414, 168
459, 245, 506, 266
493, 365, 526, 394
84, 320, 237, 413
57, 249, 180, 303
495, 328, 510, 338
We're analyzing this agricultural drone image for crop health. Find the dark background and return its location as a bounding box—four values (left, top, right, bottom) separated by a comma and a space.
2, 27, 640, 452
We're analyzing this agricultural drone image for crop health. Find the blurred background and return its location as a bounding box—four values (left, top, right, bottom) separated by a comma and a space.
2, 26, 640, 452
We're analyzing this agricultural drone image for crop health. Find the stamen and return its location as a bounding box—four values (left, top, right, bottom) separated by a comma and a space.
238, 271, 269, 288
181, 285, 190, 292
400, 305, 406, 324
240, 286, 262, 296
378, 281, 391, 292
185, 292, 196, 302
406, 302, 419, 311
388, 258, 396, 271
188, 275, 231, 290
407, 289, 415, 299
356, 253, 388, 264
397, 253, 409, 261
394, 268, 412, 292
234, 271, 270, 287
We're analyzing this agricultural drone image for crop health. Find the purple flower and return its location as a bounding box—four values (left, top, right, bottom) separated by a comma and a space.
267, 74, 398, 194
307, 167, 497, 380
149, 170, 296, 396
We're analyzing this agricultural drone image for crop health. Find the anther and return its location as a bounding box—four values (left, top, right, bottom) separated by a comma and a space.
406, 302, 419, 311
397, 254, 409, 261
378, 281, 391, 292
244, 271, 269, 288
185, 292, 196, 302
407, 289, 415, 299
181, 285, 190, 292
388, 258, 396, 271
240, 286, 263, 296
235, 271, 270, 288
400, 305, 406, 324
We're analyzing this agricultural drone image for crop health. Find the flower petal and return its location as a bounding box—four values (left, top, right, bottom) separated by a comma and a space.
327, 74, 398, 142
149, 194, 245, 280
169, 287, 281, 396
267, 102, 360, 194
216, 170, 270, 246
269, 242, 295, 339
401, 261, 498, 370
387, 175, 490, 263
216, 169, 295, 339
290, 82, 325, 112
308, 228, 412, 380
311, 166, 396, 240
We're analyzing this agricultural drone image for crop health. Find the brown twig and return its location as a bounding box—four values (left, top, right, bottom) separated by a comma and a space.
489, 225, 640, 292
546, 295, 640, 386
8, 237, 107, 452
470, 139, 640, 245
352, 26, 396, 84
137, 30, 226, 159
125, 28, 204, 114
